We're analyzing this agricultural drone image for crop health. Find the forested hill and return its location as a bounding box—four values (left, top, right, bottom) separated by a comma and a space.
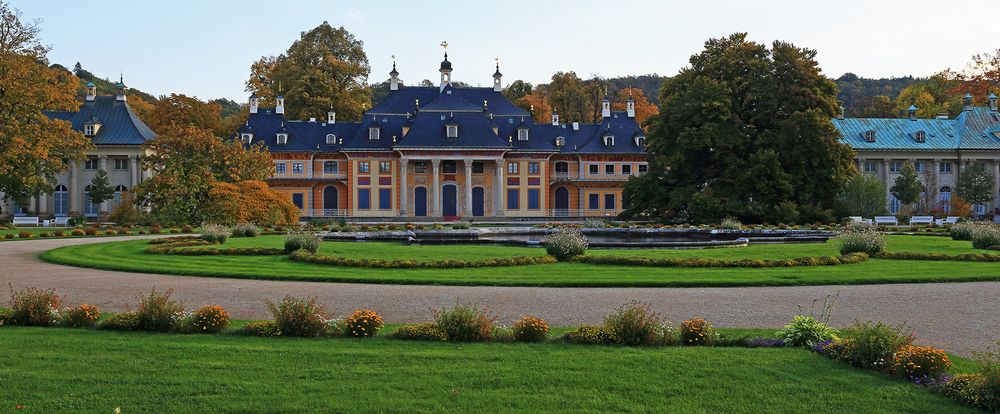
50, 62, 159, 104
835, 73, 922, 117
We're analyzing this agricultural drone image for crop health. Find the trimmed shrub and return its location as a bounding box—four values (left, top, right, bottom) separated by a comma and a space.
892, 345, 951, 381
8, 287, 62, 326
266, 295, 328, 337
834, 321, 914, 370
544, 228, 588, 261
837, 224, 886, 255
181, 224, 194, 233
971, 223, 1000, 249
189, 305, 230, 333
53, 230, 65, 237
564, 325, 621, 345
581, 218, 606, 228
199, 224, 230, 244
17, 230, 32, 238
284, 231, 321, 254
150, 225, 161, 234
433, 303, 495, 342
104, 229, 116, 235
874, 251, 1000, 262
572, 253, 868, 268
84, 227, 98, 236
71, 229, 86, 236
779, 315, 839, 348
680, 318, 717, 346
604, 302, 663, 346
38, 232, 49, 237
941, 374, 990, 411
344, 309, 384, 338
231, 223, 261, 237
134, 289, 184, 332
719, 217, 742, 230
61, 304, 101, 328
951, 221, 975, 240
391, 323, 448, 341
4, 233, 13, 239
97, 312, 140, 331
513, 316, 549, 342
451, 222, 471, 230
242, 321, 282, 337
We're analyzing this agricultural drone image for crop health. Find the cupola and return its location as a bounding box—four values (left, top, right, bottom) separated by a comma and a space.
389, 58, 400, 91
492, 60, 502, 92
601, 93, 611, 118
85, 82, 96, 102
990, 93, 998, 111
963, 92, 974, 111
439, 51, 453, 92
275, 94, 285, 115
114, 76, 127, 102
626, 91, 636, 118
908, 104, 918, 120
327, 109, 336, 124
249, 93, 259, 114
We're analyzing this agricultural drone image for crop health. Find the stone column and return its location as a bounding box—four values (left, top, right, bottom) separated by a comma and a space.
399, 158, 409, 217
994, 159, 1000, 210
98, 155, 108, 216
463, 159, 473, 217
431, 159, 441, 217
37, 192, 47, 215
493, 159, 505, 217
129, 155, 139, 188
882, 158, 891, 211
69, 160, 80, 215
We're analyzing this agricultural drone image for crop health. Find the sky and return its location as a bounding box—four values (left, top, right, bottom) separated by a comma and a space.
11, 0, 1000, 102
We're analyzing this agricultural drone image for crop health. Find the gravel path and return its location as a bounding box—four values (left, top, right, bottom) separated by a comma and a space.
2, 236, 998, 355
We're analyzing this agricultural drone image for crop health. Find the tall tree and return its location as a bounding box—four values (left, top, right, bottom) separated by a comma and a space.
145, 93, 223, 136
502, 80, 533, 102
838, 173, 887, 217
950, 49, 1000, 104
245, 22, 370, 121
861, 95, 896, 118
894, 73, 963, 118
546, 72, 590, 123
623, 33, 854, 224
0, 1, 91, 208
890, 161, 921, 213
87, 169, 115, 208
611, 87, 659, 126
955, 161, 995, 207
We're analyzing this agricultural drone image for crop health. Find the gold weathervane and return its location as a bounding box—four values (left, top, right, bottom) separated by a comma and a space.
440, 41, 448, 50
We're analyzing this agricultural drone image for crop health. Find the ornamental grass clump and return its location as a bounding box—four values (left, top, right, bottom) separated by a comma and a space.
433, 303, 495, 342
951, 221, 975, 240
134, 289, 185, 332
970, 223, 1000, 249
837, 223, 886, 255
231, 223, 261, 238
604, 302, 665, 346
581, 218, 606, 228
284, 231, 322, 253
719, 217, 742, 230
513, 316, 549, 342
8, 286, 63, 326
680, 318, 718, 346
834, 320, 914, 370
544, 228, 588, 261
189, 305, 230, 333
61, 304, 101, 328
892, 345, 951, 382
344, 309, 384, 337
198, 224, 230, 244
266, 295, 328, 337
779, 315, 839, 348
391, 323, 448, 341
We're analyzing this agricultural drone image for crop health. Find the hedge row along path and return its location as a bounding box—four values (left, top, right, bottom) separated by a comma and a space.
6, 236, 999, 356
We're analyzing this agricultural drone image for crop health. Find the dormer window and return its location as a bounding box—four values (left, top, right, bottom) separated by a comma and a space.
604, 135, 615, 146
276, 133, 288, 145
369, 127, 380, 141
635, 136, 646, 147
240, 133, 253, 144
446, 125, 459, 138
914, 131, 926, 143
326, 134, 337, 144
555, 137, 565, 147
517, 128, 529, 141
864, 130, 876, 142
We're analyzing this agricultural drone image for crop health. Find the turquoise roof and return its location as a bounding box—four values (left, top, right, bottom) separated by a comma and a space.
833, 106, 1000, 151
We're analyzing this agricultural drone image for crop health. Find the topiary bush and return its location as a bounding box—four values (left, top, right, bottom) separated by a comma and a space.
391, 322, 448, 341
188, 305, 230, 333
837, 224, 887, 255
433, 303, 495, 342
512, 315, 549, 342
266, 295, 328, 337
284, 231, 321, 253
61, 304, 101, 328
778, 315, 839, 348
603, 302, 664, 346
134, 289, 185, 332
544, 228, 588, 261
344, 309, 384, 338
563, 325, 621, 345
97, 312, 140, 331
231, 223, 261, 238
8, 287, 62, 326
834, 320, 914, 370
680, 318, 717, 346
892, 345, 951, 382
199, 224, 230, 244
242, 321, 282, 337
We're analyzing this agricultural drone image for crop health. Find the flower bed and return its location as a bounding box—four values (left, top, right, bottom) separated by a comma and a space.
572, 252, 869, 268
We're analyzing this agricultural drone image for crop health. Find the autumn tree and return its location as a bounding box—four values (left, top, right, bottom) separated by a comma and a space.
0, 1, 92, 209
203, 180, 299, 226
546, 72, 591, 123
134, 125, 273, 225
949, 49, 1000, 104
246, 22, 370, 121
145, 94, 223, 136
502, 80, 533, 102
955, 161, 995, 208
861, 95, 896, 118
612, 87, 659, 126
894, 73, 963, 118
514, 89, 552, 124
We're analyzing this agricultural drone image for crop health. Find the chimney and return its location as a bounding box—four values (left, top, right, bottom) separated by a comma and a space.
309, 117, 316, 123
990, 93, 998, 111
572, 122, 579, 131
249, 93, 259, 114
492, 61, 502, 92
85, 82, 96, 102
327, 110, 336, 124
626, 91, 635, 118
551, 111, 559, 126
963, 92, 973, 111
276, 94, 285, 115
908, 105, 918, 120
389, 60, 400, 92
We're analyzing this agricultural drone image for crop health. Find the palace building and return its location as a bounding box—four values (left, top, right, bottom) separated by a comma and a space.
832, 93, 1000, 216
2, 80, 154, 219
238, 53, 648, 220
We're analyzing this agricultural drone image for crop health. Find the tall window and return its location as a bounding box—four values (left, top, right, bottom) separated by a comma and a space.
940, 162, 953, 173
114, 185, 127, 205
292, 193, 303, 209
292, 162, 304, 174
507, 189, 519, 209
379, 161, 391, 174
889, 194, 900, 214
527, 189, 540, 210
358, 189, 371, 209
114, 158, 128, 171
605, 164, 615, 175
84, 158, 99, 170
604, 194, 616, 210
588, 194, 599, 210
326, 134, 337, 144
275, 162, 286, 174
528, 162, 540, 174
84, 185, 98, 217
359, 161, 370, 173
939, 187, 952, 214
507, 162, 519, 174
589, 164, 598, 174
379, 189, 392, 210
323, 161, 338, 174
414, 162, 428, 174
53, 185, 69, 216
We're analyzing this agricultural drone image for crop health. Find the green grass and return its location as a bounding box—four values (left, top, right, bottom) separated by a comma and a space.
0, 226, 191, 241
0, 326, 976, 414
39, 235, 1000, 287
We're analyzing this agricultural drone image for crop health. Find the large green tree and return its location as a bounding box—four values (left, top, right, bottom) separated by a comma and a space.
623, 33, 854, 224
245, 22, 370, 122
890, 161, 921, 213
87, 170, 115, 207
894, 73, 963, 118
955, 161, 995, 207
546, 72, 591, 123
838, 173, 887, 217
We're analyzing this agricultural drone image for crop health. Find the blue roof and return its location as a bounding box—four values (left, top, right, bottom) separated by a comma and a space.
833, 106, 1000, 151
45, 96, 156, 145
239, 108, 359, 152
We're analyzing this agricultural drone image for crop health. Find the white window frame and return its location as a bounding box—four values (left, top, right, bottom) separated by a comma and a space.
275, 162, 286, 175
292, 162, 304, 174
369, 128, 380, 141
414, 162, 428, 174
84, 124, 96, 136
507, 162, 519, 174
277, 133, 288, 145
241, 133, 253, 144
326, 134, 337, 145
323, 161, 338, 174
517, 128, 529, 141
604, 135, 614, 146
84, 158, 99, 170
446, 125, 458, 138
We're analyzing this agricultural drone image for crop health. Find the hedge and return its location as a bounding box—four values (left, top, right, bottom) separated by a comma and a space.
289, 249, 557, 269
874, 251, 1000, 262
570, 252, 869, 268
145, 237, 285, 256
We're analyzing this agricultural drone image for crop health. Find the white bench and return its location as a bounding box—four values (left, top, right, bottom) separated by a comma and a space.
51, 216, 70, 227
909, 216, 934, 225
874, 216, 899, 226
935, 216, 959, 226
12, 216, 39, 227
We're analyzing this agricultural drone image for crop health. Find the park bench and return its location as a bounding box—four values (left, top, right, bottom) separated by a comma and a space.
935, 216, 960, 226
909, 216, 934, 225
12, 216, 40, 227
874, 216, 899, 226
51, 216, 70, 227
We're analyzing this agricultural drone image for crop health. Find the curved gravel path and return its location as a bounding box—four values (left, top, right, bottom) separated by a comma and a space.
3, 236, 998, 355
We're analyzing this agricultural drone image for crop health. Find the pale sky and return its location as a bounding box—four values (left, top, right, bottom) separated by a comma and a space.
12, 0, 1000, 102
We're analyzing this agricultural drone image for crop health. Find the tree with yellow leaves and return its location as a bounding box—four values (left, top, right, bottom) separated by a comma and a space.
203, 180, 299, 226
612, 87, 659, 127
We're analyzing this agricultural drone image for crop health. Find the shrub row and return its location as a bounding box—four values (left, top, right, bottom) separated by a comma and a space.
572, 252, 869, 268
874, 251, 1000, 262
164, 247, 287, 256
288, 249, 558, 269
144, 239, 214, 254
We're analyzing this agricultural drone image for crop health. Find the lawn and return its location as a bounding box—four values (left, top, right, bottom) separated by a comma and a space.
38, 235, 1000, 287
0, 326, 976, 414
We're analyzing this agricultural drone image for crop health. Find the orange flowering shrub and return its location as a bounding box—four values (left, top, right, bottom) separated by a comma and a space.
344, 309, 384, 337
893, 345, 951, 380
680, 318, 717, 346
63, 304, 101, 328
513, 316, 549, 342
204, 180, 299, 226
190, 305, 231, 333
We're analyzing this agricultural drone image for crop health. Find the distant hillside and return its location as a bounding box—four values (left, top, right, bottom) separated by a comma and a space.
834, 73, 922, 117
50, 62, 159, 104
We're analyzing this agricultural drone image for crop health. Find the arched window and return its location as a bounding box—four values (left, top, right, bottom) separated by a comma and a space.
603, 135, 614, 146
326, 134, 337, 145
635, 136, 646, 147
323, 161, 338, 175
864, 130, 876, 142
939, 186, 952, 214
517, 127, 529, 141
240, 133, 253, 144
276, 133, 288, 145
84, 185, 98, 217
446, 125, 459, 138
53, 185, 69, 216
369, 127, 380, 141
